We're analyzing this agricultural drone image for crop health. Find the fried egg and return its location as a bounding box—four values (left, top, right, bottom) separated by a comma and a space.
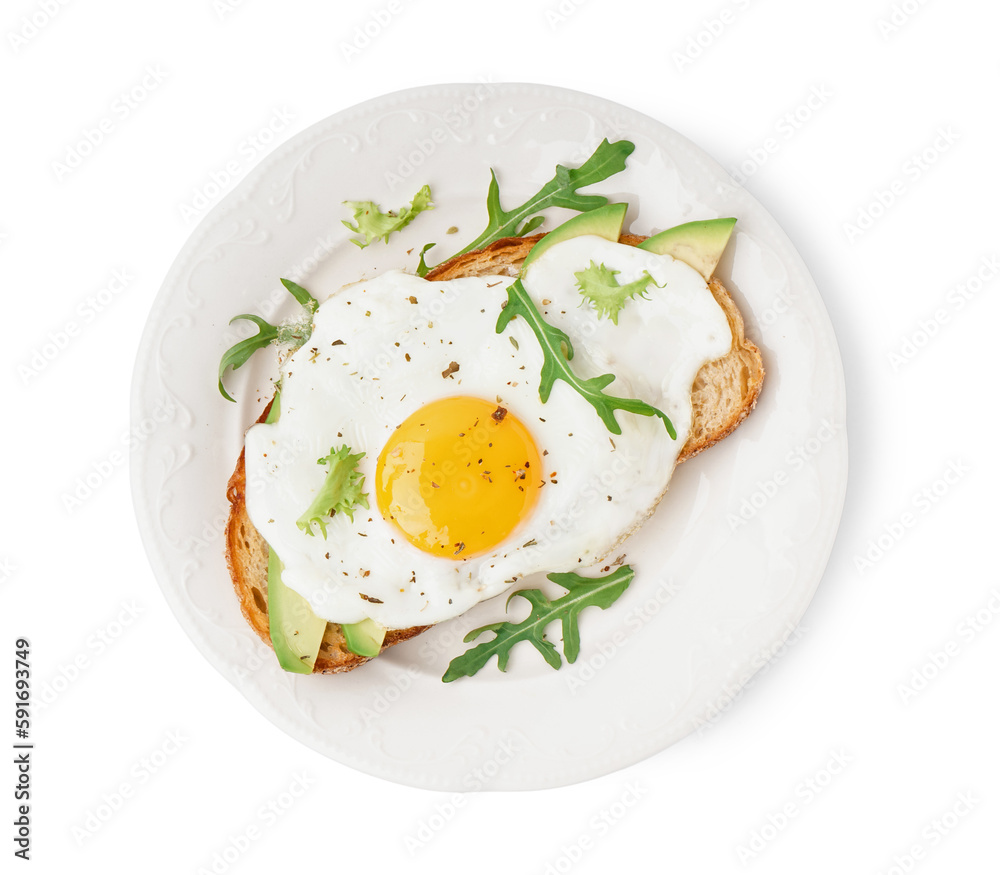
243, 236, 731, 628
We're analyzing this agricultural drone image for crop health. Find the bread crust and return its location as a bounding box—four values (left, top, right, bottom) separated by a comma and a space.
225, 233, 763, 673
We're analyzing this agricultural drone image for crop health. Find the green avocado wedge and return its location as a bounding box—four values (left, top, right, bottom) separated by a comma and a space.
343, 618, 387, 658
520, 202, 628, 274
263, 387, 326, 674
637, 217, 737, 280
264, 388, 281, 424
267, 549, 327, 674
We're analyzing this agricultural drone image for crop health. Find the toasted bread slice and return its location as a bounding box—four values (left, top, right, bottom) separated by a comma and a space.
225, 233, 764, 673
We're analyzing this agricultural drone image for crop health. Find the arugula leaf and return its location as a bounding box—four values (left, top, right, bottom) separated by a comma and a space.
218, 315, 278, 403
447, 139, 635, 260
279, 277, 319, 313
343, 184, 433, 248
496, 279, 676, 438
414, 242, 436, 278
442, 566, 635, 681
296, 446, 369, 538
218, 279, 318, 402
574, 261, 660, 325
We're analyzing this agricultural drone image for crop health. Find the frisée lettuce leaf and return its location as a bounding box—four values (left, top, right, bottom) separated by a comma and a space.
343, 184, 434, 248
574, 261, 661, 325
296, 445, 370, 538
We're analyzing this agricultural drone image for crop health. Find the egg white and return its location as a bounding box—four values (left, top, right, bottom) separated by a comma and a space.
243, 237, 731, 628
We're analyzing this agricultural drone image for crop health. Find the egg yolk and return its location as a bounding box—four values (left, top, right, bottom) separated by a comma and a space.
375, 396, 542, 558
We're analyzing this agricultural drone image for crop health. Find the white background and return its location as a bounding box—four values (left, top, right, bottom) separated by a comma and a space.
3, 0, 998, 872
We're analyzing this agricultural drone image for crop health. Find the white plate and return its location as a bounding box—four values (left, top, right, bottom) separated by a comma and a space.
131, 83, 847, 791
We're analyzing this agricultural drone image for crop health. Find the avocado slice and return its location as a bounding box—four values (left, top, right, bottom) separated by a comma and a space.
264, 387, 281, 423
520, 202, 628, 274
262, 387, 326, 674
342, 617, 387, 658
637, 217, 737, 280
267, 549, 327, 674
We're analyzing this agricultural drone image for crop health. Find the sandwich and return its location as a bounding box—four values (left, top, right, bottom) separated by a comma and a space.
220, 141, 764, 678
